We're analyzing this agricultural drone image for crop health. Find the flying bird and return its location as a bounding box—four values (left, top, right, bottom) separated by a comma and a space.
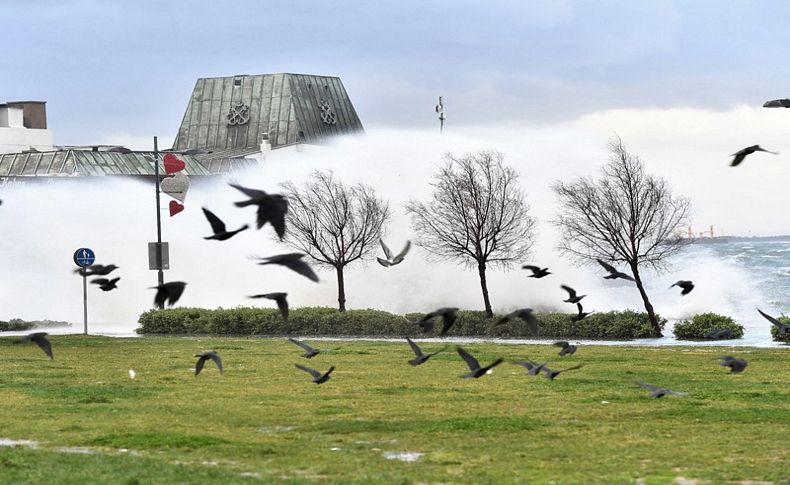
716, 356, 748, 374
195, 351, 223, 376
150, 281, 187, 309
91, 277, 120, 292
542, 364, 583, 380
757, 308, 790, 337
295, 364, 334, 384
670, 280, 694, 296
288, 338, 320, 358
418, 307, 459, 336
730, 145, 777, 167
405, 338, 445, 366
456, 346, 503, 378
634, 381, 688, 399
704, 328, 734, 340
561, 285, 586, 304
202, 207, 249, 241
522, 265, 551, 278
596, 259, 635, 282
495, 308, 539, 337
74, 264, 119, 277
250, 292, 289, 320
571, 303, 593, 322
554, 341, 578, 356
15, 332, 53, 359
377, 239, 410, 267
255, 253, 319, 282
512, 359, 548, 376
229, 183, 288, 239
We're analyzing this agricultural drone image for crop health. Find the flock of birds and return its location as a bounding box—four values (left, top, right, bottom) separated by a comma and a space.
5, 148, 790, 396
11, 328, 751, 397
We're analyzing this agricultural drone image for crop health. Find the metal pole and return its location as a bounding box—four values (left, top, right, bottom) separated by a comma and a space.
153, 136, 164, 286
82, 272, 88, 335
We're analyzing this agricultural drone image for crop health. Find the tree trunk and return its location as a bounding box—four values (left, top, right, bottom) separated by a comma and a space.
336, 265, 346, 312
630, 262, 662, 337
477, 260, 493, 318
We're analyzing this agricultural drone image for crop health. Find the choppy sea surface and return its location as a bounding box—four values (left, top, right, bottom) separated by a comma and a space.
3, 237, 790, 347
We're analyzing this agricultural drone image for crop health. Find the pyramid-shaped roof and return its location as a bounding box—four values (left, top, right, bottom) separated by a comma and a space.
173, 73, 363, 151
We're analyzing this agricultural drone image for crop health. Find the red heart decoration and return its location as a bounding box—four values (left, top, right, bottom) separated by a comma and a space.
169, 200, 184, 217
163, 153, 186, 174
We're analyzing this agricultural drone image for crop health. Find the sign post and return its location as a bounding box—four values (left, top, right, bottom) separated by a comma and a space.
73, 248, 96, 335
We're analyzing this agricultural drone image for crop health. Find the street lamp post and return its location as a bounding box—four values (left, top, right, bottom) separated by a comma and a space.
153, 136, 164, 286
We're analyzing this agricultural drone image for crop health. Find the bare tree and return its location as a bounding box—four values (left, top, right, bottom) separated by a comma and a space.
406, 150, 536, 317
281, 170, 390, 312
553, 138, 690, 336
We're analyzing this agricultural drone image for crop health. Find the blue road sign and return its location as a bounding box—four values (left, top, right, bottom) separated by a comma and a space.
73, 248, 96, 267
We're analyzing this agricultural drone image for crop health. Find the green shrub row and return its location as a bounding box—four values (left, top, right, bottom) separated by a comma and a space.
672, 312, 744, 340
0, 318, 72, 332
772, 315, 790, 344
136, 307, 665, 339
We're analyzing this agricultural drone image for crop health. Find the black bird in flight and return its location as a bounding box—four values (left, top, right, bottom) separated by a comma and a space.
704, 328, 734, 340
561, 285, 586, 304
195, 351, 223, 376
456, 346, 503, 378
405, 338, 445, 366
512, 359, 548, 376
730, 145, 777, 167
295, 364, 334, 384
91, 277, 120, 292
716, 355, 748, 374
495, 308, 539, 337
74, 264, 119, 277
150, 281, 187, 309
202, 207, 249, 241
522, 265, 551, 278
15, 332, 53, 359
670, 280, 694, 295
288, 338, 320, 358
542, 364, 583, 380
571, 303, 593, 322
634, 381, 687, 398
554, 341, 578, 356
377, 239, 411, 267
250, 292, 289, 320
255, 253, 319, 282
757, 308, 790, 337
229, 183, 288, 239
596, 259, 635, 282
418, 307, 459, 336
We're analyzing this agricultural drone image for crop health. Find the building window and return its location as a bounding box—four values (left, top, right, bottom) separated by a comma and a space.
234, 78, 242, 87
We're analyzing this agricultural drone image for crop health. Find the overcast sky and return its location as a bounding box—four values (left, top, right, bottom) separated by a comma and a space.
3, 0, 790, 144
3, 0, 790, 238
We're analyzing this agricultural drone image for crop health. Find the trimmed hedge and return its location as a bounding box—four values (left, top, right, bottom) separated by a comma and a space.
673, 313, 744, 340
771, 315, 790, 344
136, 307, 664, 339
0, 318, 72, 332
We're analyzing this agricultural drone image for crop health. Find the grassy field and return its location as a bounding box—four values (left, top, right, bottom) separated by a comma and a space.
0, 336, 787, 484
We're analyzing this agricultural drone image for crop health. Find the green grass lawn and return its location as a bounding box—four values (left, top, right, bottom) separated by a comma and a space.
0, 336, 787, 484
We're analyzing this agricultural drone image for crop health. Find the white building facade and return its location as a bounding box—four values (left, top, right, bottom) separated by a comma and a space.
0, 101, 54, 154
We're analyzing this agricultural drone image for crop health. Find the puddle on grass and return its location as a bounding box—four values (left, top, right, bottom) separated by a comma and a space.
258, 426, 296, 434
382, 451, 423, 462
54, 447, 96, 455
0, 438, 38, 448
